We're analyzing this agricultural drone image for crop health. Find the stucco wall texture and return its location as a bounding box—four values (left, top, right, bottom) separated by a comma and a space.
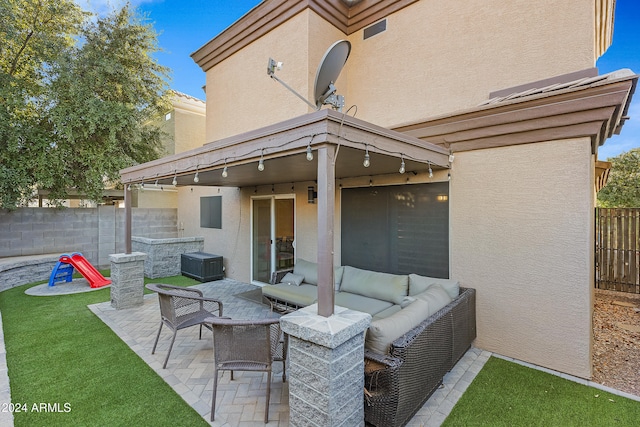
205, 11, 346, 142
345, 0, 594, 127
188, 0, 604, 378
450, 138, 595, 378
204, 0, 595, 138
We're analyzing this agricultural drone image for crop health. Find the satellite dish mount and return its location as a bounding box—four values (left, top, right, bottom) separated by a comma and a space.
267, 40, 351, 112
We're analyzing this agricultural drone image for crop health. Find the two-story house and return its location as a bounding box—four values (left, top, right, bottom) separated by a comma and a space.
120, 0, 636, 379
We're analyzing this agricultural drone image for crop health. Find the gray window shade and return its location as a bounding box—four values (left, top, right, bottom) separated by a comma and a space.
341, 183, 449, 278
200, 196, 222, 229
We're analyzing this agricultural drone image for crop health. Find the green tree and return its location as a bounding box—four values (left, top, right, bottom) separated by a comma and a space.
0, 0, 170, 209
597, 148, 640, 208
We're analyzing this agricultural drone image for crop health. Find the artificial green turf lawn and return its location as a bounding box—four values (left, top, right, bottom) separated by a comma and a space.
0, 274, 208, 427
443, 356, 640, 426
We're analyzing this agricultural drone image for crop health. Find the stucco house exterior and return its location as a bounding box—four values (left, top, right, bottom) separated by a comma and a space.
120, 0, 636, 380
130, 90, 206, 208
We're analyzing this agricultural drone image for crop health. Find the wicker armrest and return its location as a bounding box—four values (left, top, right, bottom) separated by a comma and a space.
270, 268, 294, 285
364, 350, 403, 370
390, 287, 474, 352
205, 316, 280, 326
148, 283, 224, 317
198, 297, 224, 317
364, 350, 403, 413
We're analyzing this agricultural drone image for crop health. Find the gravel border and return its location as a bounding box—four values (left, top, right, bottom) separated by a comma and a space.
593, 288, 640, 397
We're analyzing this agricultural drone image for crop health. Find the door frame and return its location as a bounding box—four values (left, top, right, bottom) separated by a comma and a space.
250, 194, 296, 285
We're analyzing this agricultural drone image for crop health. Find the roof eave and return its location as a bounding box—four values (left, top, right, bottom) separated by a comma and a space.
120, 109, 450, 188
392, 70, 638, 156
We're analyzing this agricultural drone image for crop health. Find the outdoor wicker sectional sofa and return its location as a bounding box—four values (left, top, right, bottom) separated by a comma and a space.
262, 258, 477, 427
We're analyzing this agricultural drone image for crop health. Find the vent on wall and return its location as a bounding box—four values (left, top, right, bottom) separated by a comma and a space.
364, 19, 386, 40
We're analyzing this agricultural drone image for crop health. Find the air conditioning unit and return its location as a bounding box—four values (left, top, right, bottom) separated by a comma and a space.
181, 252, 224, 282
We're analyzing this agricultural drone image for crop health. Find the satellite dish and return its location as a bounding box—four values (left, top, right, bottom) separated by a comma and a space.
313, 40, 351, 110
267, 40, 351, 112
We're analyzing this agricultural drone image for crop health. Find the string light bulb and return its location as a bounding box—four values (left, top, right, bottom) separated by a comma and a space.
399, 155, 406, 174
258, 150, 265, 171
154, 179, 158, 187
363, 146, 370, 168
222, 159, 228, 178
193, 171, 199, 183
306, 143, 313, 161
127, 184, 131, 191
428, 162, 433, 178
172, 173, 177, 186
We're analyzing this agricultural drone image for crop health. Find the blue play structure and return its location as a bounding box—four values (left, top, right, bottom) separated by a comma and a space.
48, 253, 76, 287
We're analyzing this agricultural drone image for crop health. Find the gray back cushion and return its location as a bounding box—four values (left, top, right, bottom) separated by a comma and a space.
340, 266, 409, 305
293, 259, 344, 290
415, 284, 452, 314
293, 258, 318, 286
366, 298, 430, 354
408, 274, 460, 299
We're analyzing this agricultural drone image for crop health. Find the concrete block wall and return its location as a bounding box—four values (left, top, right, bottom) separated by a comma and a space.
0, 207, 178, 268
132, 236, 204, 279
0, 254, 61, 292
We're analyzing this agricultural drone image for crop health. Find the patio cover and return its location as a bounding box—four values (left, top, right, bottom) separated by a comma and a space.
120, 108, 450, 316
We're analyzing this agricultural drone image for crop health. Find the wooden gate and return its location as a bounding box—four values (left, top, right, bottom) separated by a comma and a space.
595, 208, 640, 293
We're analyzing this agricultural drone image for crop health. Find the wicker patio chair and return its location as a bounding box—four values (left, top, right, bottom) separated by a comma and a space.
146, 283, 223, 369
207, 316, 287, 423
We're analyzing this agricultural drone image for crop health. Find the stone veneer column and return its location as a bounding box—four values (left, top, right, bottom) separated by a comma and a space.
109, 252, 146, 309
280, 304, 371, 427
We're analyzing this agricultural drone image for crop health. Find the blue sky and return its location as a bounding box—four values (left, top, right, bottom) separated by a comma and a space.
80, 0, 638, 160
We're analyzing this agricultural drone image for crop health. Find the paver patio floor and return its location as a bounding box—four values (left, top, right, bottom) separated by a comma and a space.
89, 279, 491, 426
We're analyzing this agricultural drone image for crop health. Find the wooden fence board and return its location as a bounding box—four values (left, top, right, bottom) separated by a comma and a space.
596, 208, 640, 293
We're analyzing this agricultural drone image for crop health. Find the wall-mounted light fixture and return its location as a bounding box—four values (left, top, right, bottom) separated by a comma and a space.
308, 186, 318, 204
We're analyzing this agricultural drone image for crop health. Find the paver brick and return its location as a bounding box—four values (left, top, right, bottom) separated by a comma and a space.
87, 279, 486, 427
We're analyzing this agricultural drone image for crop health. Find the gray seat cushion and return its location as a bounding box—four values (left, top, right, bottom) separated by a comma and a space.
262, 283, 318, 307
335, 292, 393, 316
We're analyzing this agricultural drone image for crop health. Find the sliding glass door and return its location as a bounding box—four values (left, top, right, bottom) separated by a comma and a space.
251, 196, 295, 284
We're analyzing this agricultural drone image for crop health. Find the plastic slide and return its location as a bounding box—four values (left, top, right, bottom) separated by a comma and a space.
58, 252, 111, 288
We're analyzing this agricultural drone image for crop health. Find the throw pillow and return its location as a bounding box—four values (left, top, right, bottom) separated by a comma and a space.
280, 272, 304, 286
